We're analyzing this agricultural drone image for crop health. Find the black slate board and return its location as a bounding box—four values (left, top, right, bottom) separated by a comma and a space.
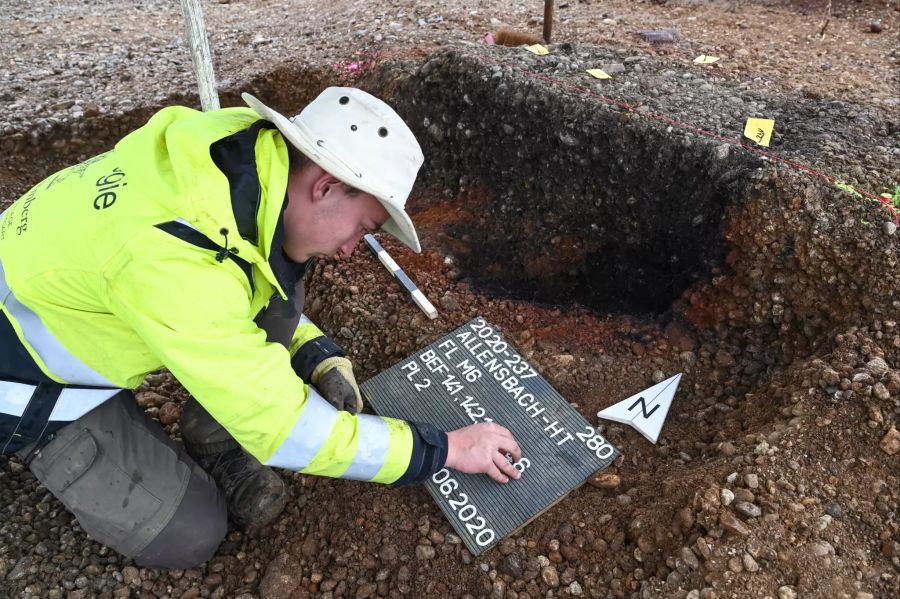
361, 317, 620, 555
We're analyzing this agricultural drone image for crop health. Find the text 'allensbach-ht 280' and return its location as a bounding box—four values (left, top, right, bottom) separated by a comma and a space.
361, 317, 620, 555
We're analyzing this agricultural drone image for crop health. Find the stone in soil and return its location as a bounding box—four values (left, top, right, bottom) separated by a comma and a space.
540, 565, 560, 587
734, 501, 762, 518
258, 553, 302, 599
720, 511, 751, 537
587, 471, 621, 489
158, 401, 181, 425
415, 544, 436, 560
880, 426, 900, 455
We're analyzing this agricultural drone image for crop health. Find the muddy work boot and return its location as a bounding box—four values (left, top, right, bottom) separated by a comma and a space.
191, 445, 287, 530
180, 398, 287, 530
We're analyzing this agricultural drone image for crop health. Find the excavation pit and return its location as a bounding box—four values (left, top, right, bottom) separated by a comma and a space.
403, 83, 741, 316
352, 45, 897, 342
355, 45, 896, 322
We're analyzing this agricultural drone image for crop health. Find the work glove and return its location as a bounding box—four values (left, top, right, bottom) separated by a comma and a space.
311, 356, 363, 413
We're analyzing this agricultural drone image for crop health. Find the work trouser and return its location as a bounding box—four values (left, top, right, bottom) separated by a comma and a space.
15, 276, 308, 569
18, 390, 227, 569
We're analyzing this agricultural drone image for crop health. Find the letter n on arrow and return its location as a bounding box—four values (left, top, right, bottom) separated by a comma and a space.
627, 396, 659, 419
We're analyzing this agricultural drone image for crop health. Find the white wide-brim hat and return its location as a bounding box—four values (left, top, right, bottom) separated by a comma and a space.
242, 88, 424, 253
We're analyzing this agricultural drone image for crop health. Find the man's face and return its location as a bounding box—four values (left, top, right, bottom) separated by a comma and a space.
282, 163, 390, 262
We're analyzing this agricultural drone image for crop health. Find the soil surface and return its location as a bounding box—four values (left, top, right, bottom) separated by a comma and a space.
2, 2, 899, 599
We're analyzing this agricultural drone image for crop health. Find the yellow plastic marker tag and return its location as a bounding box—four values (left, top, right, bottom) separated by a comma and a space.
743, 118, 775, 147
693, 55, 720, 64
525, 44, 550, 55
586, 69, 612, 79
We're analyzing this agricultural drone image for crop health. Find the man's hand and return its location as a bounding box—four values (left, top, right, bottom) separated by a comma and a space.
446, 422, 523, 484
311, 356, 363, 413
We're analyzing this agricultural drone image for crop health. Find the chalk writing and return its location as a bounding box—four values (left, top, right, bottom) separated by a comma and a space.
401, 318, 584, 447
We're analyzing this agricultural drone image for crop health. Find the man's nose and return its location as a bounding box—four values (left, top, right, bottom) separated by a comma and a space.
339, 231, 364, 257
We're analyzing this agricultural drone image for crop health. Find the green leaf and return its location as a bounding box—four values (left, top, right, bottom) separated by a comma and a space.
834, 181, 863, 199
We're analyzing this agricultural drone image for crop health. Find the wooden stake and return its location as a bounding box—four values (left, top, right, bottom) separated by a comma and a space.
818, 0, 832, 39
543, 0, 554, 43
179, 0, 220, 111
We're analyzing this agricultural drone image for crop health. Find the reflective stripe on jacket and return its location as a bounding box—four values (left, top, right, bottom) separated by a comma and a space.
0, 106, 442, 483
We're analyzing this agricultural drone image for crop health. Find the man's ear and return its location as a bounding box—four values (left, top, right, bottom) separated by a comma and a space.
311, 172, 341, 204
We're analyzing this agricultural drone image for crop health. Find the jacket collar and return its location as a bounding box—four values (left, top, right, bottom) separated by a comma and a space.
210, 120, 311, 294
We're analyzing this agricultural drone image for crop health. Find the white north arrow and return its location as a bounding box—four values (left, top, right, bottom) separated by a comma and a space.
597, 373, 682, 444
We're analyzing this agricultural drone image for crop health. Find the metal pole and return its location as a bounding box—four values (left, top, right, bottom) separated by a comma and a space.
543, 0, 554, 43
179, 0, 220, 111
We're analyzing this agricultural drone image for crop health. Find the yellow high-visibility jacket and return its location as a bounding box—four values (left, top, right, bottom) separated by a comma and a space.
0, 106, 445, 484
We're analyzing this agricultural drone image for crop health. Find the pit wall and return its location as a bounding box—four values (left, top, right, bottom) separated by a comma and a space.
365, 48, 758, 315
689, 171, 899, 366
360, 46, 898, 363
